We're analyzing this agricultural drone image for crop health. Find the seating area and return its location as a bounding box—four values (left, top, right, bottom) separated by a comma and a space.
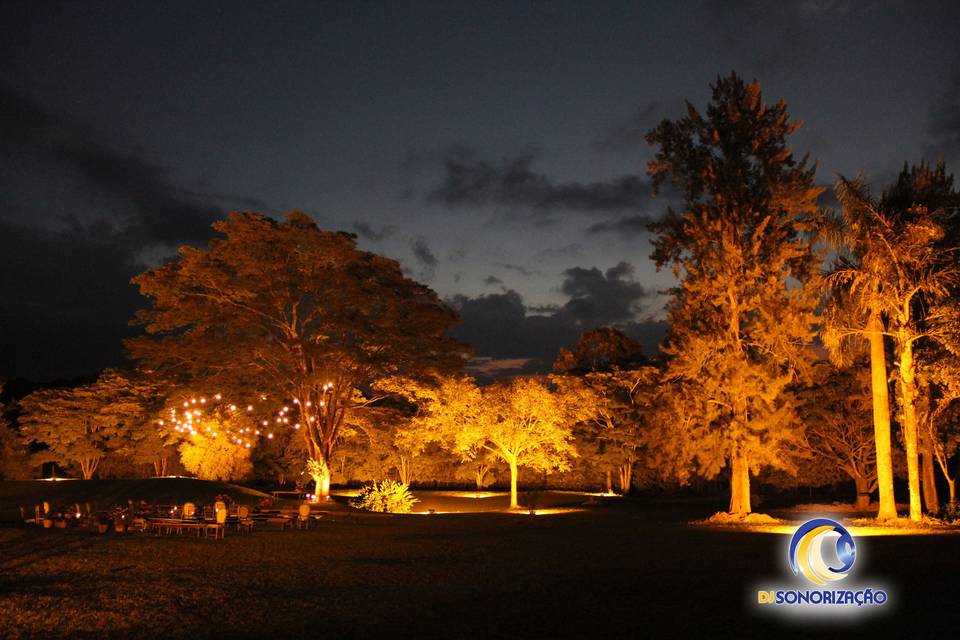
17, 499, 324, 539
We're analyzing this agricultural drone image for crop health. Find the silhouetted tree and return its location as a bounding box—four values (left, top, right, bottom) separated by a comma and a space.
797, 363, 878, 509
553, 327, 645, 373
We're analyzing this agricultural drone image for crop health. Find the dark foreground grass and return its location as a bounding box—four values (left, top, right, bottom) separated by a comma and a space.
1, 502, 959, 639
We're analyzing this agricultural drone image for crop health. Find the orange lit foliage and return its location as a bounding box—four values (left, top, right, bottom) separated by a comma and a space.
0, 386, 31, 479
645, 73, 822, 514
179, 432, 253, 482
128, 212, 465, 497
467, 377, 579, 508
165, 399, 259, 482
19, 370, 157, 479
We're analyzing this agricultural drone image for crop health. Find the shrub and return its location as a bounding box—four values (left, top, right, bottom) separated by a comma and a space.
351, 480, 418, 513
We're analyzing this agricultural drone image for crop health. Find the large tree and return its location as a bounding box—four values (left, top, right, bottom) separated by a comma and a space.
645, 73, 822, 515
128, 212, 466, 497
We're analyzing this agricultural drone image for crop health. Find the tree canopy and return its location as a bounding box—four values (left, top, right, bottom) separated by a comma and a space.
128, 211, 467, 496
645, 73, 823, 514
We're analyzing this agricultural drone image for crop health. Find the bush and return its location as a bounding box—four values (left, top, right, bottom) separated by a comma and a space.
351, 480, 418, 513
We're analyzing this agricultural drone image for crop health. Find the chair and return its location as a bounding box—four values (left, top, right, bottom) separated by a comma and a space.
20, 506, 40, 526
296, 503, 311, 529
237, 505, 254, 533
205, 507, 227, 540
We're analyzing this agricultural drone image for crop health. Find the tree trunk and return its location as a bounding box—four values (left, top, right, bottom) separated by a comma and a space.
868, 311, 898, 520
618, 462, 632, 495
948, 477, 956, 507
308, 456, 331, 501
315, 470, 330, 500
728, 452, 751, 515
605, 469, 613, 495
153, 455, 168, 477
398, 455, 412, 485
853, 475, 871, 510
897, 338, 923, 521
475, 464, 489, 491
921, 445, 940, 514
508, 458, 519, 509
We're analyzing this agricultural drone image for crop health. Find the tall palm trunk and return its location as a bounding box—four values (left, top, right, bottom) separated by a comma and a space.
897, 337, 923, 521
868, 310, 898, 520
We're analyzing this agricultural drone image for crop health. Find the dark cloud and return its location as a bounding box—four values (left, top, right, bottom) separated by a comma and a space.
496, 263, 543, 278
0, 86, 223, 248
411, 237, 438, 267
559, 262, 651, 327
593, 101, 662, 154
586, 214, 656, 237
410, 236, 438, 281
427, 148, 653, 214
352, 220, 398, 242
483, 275, 504, 286
0, 217, 142, 381
449, 262, 659, 373
534, 243, 583, 263
926, 76, 960, 162
0, 88, 279, 380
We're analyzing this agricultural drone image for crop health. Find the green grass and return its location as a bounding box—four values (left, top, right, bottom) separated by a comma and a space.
2, 498, 960, 638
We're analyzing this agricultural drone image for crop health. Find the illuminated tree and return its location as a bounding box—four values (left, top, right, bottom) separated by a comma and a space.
452, 377, 580, 509
0, 386, 32, 480
645, 73, 822, 514
179, 432, 253, 481
18, 371, 150, 479
797, 363, 879, 509
826, 167, 959, 520
167, 399, 257, 481
129, 212, 466, 498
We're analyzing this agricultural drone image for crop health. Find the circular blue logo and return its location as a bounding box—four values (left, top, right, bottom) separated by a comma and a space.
788, 518, 856, 585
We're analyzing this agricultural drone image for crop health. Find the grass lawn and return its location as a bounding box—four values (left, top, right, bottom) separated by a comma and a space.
2, 490, 960, 638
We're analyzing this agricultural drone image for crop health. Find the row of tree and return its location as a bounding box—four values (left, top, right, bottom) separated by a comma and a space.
1, 72, 959, 519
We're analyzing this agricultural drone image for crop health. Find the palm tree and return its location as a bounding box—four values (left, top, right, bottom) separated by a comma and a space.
825, 173, 958, 521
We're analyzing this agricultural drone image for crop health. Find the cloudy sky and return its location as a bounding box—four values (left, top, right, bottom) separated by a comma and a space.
2, 1, 959, 380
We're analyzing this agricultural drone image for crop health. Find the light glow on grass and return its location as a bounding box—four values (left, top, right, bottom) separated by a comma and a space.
429, 490, 505, 499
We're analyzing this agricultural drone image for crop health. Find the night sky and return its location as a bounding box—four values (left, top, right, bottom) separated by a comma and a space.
2, 1, 959, 381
